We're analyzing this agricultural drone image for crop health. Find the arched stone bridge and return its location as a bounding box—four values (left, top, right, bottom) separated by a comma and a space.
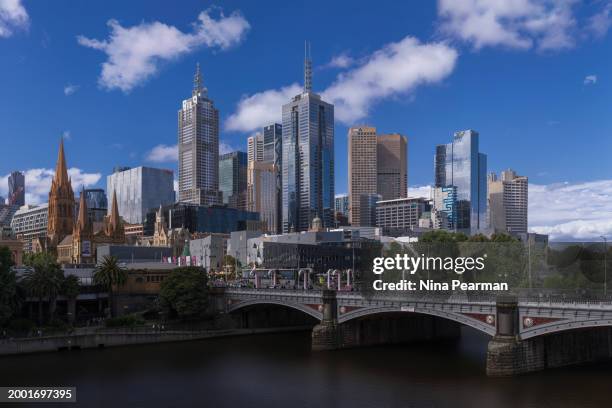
219, 288, 612, 376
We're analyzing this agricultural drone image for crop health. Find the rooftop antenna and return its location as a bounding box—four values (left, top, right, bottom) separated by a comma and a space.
304, 41, 312, 93
193, 62, 206, 96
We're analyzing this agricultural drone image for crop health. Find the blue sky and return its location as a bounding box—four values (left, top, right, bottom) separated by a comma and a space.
1, 0, 611, 239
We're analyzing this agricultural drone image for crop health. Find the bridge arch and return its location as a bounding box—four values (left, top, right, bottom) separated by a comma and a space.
520, 318, 612, 339
227, 299, 323, 321
338, 306, 497, 336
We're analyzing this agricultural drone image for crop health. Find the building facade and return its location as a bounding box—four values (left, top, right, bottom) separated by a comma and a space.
83, 188, 108, 223
335, 194, 349, 218
377, 133, 408, 201
282, 48, 334, 232
432, 186, 457, 230
247, 161, 278, 233
8, 171, 25, 207
178, 64, 221, 205
376, 197, 431, 236
107, 166, 174, 224
434, 130, 487, 234
359, 193, 381, 227
10, 203, 48, 252
348, 126, 378, 226
219, 151, 247, 210
488, 169, 528, 235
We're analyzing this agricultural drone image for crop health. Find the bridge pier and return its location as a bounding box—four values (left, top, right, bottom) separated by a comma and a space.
487, 295, 612, 376
311, 290, 341, 351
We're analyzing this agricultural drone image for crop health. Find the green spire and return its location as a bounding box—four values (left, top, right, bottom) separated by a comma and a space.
181, 240, 191, 257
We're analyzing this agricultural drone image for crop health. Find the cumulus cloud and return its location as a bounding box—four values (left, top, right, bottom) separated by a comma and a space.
323, 36, 458, 123
324, 53, 355, 69
77, 9, 250, 92
0, 168, 101, 205
219, 142, 234, 154
226, 36, 457, 131
64, 84, 79, 95
0, 0, 29, 38
62, 130, 71, 140
408, 185, 433, 199
225, 83, 301, 132
584, 74, 597, 85
588, 2, 612, 38
437, 0, 578, 51
529, 179, 612, 240
146, 144, 178, 162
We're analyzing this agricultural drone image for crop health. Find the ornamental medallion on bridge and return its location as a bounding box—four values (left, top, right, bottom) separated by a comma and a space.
338, 306, 363, 315
305, 304, 324, 312
462, 313, 496, 326
522, 316, 563, 328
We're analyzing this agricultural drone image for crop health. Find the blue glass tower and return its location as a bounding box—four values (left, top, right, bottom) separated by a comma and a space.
282, 43, 335, 232
434, 130, 487, 234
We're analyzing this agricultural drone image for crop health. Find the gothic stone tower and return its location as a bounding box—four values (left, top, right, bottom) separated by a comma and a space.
47, 138, 75, 248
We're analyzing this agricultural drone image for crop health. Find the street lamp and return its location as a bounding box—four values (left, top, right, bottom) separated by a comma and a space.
601, 236, 608, 297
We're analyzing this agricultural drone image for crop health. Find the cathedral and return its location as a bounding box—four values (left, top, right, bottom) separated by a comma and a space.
43, 138, 126, 264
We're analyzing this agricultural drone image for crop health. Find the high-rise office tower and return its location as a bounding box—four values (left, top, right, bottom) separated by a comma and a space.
247, 161, 278, 233
178, 64, 221, 205
377, 133, 408, 201
219, 151, 247, 210
247, 133, 265, 164
83, 188, 108, 223
247, 123, 283, 233
334, 194, 349, 217
8, 171, 25, 206
107, 166, 174, 224
348, 126, 378, 226
488, 169, 528, 235
434, 130, 487, 234
282, 43, 334, 232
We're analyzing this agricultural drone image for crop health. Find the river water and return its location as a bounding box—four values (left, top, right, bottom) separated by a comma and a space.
2, 328, 611, 408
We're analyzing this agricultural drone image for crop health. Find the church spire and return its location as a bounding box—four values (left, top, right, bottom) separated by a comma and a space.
108, 189, 121, 233
76, 188, 90, 232
54, 137, 70, 187
304, 41, 312, 93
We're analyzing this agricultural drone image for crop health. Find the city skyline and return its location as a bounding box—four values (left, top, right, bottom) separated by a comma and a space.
1, 0, 612, 240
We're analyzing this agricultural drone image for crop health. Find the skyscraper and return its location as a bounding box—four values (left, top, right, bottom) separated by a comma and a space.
178, 64, 221, 205
8, 171, 25, 206
107, 166, 174, 224
247, 161, 278, 233
488, 169, 528, 235
377, 133, 408, 201
247, 133, 265, 164
348, 126, 378, 226
434, 130, 487, 234
282, 43, 335, 232
219, 151, 247, 210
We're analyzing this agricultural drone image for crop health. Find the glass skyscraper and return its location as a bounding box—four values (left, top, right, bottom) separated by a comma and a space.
219, 151, 247, 210
434, 130, 487, 234
282, 45, 334, 232
8, 171, 25, 207
178, 64, 221, 205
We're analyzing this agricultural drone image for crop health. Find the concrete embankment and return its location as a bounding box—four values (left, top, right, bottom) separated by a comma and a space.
0, 326, 312, 356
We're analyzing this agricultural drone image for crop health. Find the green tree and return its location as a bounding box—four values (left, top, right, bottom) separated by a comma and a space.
222, 254, 239, 277
159, 266, 209, 319
0, 246, 21, 326
93, 256, 127, 317
62, 275, 81, 325
23, 253, 63, 324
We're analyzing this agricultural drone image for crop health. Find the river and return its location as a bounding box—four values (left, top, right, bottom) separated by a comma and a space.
1, 327, 611, 408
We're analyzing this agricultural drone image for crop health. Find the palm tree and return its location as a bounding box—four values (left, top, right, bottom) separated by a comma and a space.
62, 275, 81, 325
23, 253, 63, 325
93, 256, 127, 317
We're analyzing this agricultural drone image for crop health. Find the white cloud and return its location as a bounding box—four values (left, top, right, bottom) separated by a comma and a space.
225, 83, 301, 132
146, 142, 234, 161
584, 74, 597, 85
64, 84, 79, 95
408, 185, 432, 199
323, 36, 458, 123
0, 0, 29, 38
62, 130, 71, 140
77, 9, 250, 92
146, 144, 177, 162
226, 36, 457, 131
324, 53, 355, 69
437, 0, 577, 51
529, 180, 612, 240
219, 143, 234, 154
588, 2, 612, 38
0, 168, 101, 205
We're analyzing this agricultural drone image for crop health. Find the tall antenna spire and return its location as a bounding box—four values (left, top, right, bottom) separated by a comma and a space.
193, 62, 203, 96
304, 41, 312, 93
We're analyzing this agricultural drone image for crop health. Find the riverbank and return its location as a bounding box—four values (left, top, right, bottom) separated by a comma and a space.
0, 325, 313, 356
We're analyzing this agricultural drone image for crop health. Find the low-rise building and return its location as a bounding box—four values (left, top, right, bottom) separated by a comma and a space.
376, 197, 431, 237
